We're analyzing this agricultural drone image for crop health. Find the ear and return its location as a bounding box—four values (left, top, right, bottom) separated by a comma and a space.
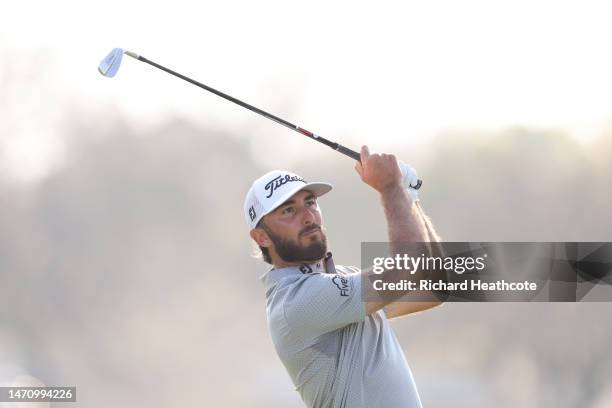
250, 228, 271, 248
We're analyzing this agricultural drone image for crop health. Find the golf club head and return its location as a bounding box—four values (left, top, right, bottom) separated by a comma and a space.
98, 48, 124, 77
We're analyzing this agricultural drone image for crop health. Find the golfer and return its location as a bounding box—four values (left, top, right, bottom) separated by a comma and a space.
244, 146, 442, 408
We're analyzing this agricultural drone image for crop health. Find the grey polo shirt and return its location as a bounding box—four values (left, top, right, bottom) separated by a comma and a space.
261, 253, 422, 408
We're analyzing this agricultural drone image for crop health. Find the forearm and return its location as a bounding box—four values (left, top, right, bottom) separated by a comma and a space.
366, 191, 447, 313
380, 186, 428, 247
365, 187, 431, 304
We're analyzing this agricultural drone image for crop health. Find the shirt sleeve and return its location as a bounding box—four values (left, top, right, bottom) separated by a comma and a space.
283, 272, 366, 336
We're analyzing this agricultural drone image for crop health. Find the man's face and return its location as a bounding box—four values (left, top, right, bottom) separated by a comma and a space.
260, 190, 327, 263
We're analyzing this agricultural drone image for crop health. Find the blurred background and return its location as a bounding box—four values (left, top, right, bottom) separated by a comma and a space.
1, 1, 612, 407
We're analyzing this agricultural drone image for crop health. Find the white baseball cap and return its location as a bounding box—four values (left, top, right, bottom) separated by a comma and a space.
244, 170, 333, 229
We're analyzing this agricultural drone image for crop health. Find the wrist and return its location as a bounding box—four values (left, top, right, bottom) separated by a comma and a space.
379, 183, 410, 202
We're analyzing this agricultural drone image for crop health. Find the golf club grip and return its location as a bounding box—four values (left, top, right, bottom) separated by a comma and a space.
335, 145, 361, 161
338, 145, 424, 189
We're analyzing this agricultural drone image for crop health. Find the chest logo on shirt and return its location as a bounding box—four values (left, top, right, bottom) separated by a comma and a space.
299, 264, 313, 274
332, 275, 350, 296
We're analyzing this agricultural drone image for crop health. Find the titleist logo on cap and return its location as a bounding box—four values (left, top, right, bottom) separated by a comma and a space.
265, 174, 306, 198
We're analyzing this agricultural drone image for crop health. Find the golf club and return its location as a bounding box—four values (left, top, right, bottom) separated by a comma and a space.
98, 48, 422, 189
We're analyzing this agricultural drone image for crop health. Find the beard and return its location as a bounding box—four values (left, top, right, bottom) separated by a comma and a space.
263, 223, 328, 263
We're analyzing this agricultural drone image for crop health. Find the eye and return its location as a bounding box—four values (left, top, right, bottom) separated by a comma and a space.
306, 199, 317, 207
282, 206, 295, 215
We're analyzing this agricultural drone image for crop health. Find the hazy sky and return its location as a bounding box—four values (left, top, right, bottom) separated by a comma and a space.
2, 0, 612, 182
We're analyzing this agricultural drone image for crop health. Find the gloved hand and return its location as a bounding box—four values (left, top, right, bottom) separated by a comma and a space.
398, 160, 420, 202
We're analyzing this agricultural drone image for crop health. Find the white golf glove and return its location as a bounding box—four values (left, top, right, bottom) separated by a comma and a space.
398, 160, 420, 202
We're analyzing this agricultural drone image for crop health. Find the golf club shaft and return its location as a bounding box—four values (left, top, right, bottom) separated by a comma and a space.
133, 55, 361, 161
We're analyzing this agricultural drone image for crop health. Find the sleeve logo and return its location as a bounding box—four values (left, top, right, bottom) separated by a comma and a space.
332, 275, 350, 296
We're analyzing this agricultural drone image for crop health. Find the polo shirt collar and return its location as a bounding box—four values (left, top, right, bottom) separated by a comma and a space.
260, 252, 336, 289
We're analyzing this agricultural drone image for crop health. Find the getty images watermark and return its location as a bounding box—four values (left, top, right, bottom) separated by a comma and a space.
361, 242, 612, 302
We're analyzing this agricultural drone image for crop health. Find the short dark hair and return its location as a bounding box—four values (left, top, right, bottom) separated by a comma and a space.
256, 219, 272, 264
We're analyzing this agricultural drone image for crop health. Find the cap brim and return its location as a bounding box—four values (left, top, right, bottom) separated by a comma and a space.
301, 182, 333, 198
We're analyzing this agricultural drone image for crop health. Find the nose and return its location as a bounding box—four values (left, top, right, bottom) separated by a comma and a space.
300, 205, 316, 225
